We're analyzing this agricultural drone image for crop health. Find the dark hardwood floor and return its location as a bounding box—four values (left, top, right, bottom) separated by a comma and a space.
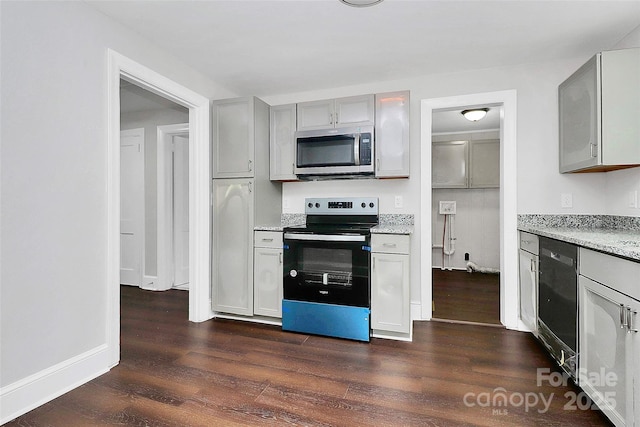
8, 286, 611, 426
432, 268, 501, 325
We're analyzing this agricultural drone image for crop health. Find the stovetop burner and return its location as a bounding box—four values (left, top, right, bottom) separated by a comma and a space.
284, 197, 379, 235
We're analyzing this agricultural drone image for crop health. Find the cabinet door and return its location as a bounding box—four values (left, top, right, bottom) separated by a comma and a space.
601, 48, 640, 167
559, 55, 600, 172
432, 141, 468, 188
213, 97, 255, 178
579, 276, 634, 427
371, 252, 410, 334
335, 94, 375, 127
270, 104, 297, 181
518, 249, 538, 336
297, 99, 335, 131
375, 91, 410, 178
469, 140, 500, 188
212, 179, 254, 316
253, 247, 283, 318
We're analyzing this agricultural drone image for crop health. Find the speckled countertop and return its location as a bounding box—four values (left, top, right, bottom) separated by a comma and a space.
518, 215, 640, 262
255, 214, 414, 235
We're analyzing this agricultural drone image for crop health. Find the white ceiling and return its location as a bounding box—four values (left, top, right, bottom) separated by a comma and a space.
88, 0, 640, 98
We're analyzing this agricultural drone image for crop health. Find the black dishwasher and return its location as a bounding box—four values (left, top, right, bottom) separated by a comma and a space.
537, 237, 578, 379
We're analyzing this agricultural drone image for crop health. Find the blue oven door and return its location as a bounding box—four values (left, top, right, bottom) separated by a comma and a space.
282, 232, 371, 341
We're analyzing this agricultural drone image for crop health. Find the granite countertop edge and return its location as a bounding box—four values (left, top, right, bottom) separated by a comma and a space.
518, 215, 640, 262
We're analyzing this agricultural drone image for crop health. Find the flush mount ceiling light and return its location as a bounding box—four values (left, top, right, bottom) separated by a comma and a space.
461, 108, 489, 122
339, 0, 384, 7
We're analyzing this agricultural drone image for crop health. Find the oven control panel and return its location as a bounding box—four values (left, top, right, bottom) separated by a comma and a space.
304, 197, 379, 215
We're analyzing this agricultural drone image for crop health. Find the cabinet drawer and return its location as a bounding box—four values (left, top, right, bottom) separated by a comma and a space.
519, 232, 539, 255
580, 248, 640, 300
254, 231, 283, 248
371, 234, 410, 254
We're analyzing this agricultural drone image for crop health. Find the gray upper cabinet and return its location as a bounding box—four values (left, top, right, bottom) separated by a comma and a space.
432, 141, 468, 188
270, 104, 297, 181
297, 94, 374, 131
213, 97, 269, 178
432, 139, 499, 188
469, 139, 500, 188
559, 48, 640, 173
375, 91, 410, 178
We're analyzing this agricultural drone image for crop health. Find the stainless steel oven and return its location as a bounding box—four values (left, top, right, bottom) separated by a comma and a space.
282, 197, 378, 341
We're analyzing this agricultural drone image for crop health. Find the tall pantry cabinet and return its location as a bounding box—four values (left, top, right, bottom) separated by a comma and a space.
211, 97, 282, 316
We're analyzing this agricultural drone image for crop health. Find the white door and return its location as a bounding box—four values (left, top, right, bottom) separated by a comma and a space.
173, 134, 189, 288
120, 128, 144, 286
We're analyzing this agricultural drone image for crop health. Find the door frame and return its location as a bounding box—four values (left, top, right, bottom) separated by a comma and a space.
157, 123, 189, 291
107, 50, 212, 367
420, 90, 519, 329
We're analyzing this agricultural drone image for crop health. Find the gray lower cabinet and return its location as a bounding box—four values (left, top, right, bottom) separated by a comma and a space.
253, 231, 283, 318
579, 248, 640, 427
371, 234, 411, 339
518, 232, 538, 336
212, 179, 254, 316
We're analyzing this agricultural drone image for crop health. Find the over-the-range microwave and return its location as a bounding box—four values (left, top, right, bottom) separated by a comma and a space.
294, 125, 374, 178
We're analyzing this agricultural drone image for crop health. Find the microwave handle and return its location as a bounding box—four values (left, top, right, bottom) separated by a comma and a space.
354, 133, 360, 166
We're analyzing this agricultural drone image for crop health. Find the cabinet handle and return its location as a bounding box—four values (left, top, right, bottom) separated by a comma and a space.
590, 143, 597, 158
248, 181, 252, 193
376, 158, 380, 171
261, 238, 274, 242
248, 159, 253, 171
383, 243, 397, 248
530, 258, 535, 273
372, 257, 375, 271
627, 307, 638, 333
279, 252, 283, 264
329, 113, 333, 125
620, 304, 627, 329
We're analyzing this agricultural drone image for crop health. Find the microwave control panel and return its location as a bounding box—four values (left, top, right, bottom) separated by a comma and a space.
360, 132, 373, 165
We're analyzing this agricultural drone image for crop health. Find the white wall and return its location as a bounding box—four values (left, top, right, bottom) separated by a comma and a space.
0, 1, 234, 420
605, 25, 640, 217
121, 108, 189, 277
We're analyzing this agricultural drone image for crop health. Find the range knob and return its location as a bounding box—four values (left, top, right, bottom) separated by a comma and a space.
315, 202, 320, 208
308, 202, 313, 208
361, 202, 366, 208
369, 202, 375, 208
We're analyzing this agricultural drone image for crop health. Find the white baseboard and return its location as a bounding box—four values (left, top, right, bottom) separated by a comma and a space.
0, 344, 111, 424
411, 301, 423, 321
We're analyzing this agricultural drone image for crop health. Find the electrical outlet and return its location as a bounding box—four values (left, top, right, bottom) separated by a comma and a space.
394, 195, 403, 208
629, 191, 638, 208
439, 201, 456, 215
561, 193, 573, 208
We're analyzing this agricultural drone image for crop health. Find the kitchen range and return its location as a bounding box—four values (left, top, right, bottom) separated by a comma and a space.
282, 197, 379, 341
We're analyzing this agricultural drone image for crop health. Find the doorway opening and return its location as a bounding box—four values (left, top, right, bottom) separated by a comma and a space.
120, 80, 189, 292
420, 90, 519, 330
430, 105, 501, 326
107, 50, 212, 368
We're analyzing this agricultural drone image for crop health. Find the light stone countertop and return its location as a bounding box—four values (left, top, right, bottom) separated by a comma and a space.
518, 215, 640, 262
255, 214, 414, 234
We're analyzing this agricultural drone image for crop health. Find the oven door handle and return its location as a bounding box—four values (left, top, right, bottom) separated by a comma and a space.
284, 233, 367, 242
